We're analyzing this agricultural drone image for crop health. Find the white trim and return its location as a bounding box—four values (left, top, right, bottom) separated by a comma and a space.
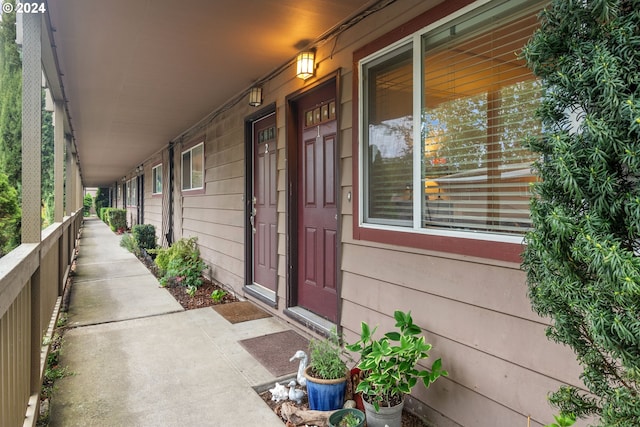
152, 164, 162, 195
181, 142, 204, 191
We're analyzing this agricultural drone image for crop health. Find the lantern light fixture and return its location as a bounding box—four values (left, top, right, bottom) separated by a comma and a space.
296, 50, 315, 80
248, 86, 263, 107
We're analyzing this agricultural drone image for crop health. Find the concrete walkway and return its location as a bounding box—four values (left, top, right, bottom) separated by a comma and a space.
49, 218, 290, 426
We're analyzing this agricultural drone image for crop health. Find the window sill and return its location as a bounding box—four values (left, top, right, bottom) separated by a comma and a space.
354, 222, 525, 263
181, 187, 205, 196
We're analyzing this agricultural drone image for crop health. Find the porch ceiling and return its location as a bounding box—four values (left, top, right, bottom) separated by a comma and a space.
45, 0, 376, 187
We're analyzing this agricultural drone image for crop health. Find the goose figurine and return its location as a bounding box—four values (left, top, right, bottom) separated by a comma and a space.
287, 379, 305, 404
289, 350, 308, 387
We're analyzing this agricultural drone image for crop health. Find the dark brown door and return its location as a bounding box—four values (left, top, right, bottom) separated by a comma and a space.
296, 83, 338, 322
253, 114, 278, 291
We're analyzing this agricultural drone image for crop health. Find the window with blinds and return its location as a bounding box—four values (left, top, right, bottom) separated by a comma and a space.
360, 0, 544, 236
364, 45, 413, 225
421, 7, 541, 234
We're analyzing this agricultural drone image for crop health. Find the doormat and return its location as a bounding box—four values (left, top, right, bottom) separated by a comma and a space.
239, 330, 309, 377
213, 301, 271, 324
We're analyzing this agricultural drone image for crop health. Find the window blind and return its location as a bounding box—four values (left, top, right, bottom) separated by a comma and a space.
421, 9, 541, 234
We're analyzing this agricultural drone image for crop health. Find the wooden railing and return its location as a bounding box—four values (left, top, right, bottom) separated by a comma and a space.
0, 211, 83, 427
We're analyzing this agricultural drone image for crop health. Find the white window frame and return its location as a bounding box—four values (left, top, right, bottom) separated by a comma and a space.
152, 164, 163, 195
128, 177, 137, 207
357, 0, 544, 245
181, 142, 204, 191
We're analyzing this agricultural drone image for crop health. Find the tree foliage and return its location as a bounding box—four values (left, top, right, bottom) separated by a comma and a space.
0, 0, 21, 189
521, 0, 640, 424
0, 172, 19, 256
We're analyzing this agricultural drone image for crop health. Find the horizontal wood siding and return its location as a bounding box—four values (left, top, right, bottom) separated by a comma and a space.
144, 155, 163, 244
178, 108, 247, 292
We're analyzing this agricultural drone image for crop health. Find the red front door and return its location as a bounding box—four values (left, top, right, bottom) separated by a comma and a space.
296, 83, 338, 323
253, 113, 277, 291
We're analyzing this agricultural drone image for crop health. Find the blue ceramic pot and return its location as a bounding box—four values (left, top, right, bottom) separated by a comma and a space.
304, 366, 347, 411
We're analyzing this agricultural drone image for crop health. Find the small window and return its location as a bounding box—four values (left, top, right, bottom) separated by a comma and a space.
126, 180, 131, 206
128, 177, 137, 206
182, 143, 204, 191
152, 164, 162, 194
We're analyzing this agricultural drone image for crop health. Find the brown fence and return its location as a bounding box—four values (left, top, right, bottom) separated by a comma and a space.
0, 211, 82, 427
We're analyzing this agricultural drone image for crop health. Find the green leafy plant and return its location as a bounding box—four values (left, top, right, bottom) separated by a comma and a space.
186, 285, 197, 297
346, 310, 447, 411
337, 412, 360, 427
151, 237, 206, 289
210, 289, 227, 303
132, 224, 156, 252
546, 413, 576, 427
307, 328, 349, 380
521, 0, 640, 423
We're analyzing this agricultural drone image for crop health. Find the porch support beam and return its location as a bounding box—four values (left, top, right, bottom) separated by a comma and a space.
54, 101, 64, 222
21, 9, 42, 243
65, 138, 74, 215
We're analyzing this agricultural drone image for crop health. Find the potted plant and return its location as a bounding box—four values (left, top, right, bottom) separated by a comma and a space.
303, 329, 350, 411
328, 408, 365, 427
345, 310, 448, 427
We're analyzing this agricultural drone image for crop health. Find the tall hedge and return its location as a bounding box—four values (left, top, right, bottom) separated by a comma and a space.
521, 0, 640, 424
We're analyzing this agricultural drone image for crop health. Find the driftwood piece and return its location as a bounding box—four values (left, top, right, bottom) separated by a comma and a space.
280, 402, 334, 427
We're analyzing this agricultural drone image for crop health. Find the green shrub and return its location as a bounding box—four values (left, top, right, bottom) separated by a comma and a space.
120, 233, 139, 255
151, 237, 205, 289
83, 194, 93, 216
106, 208, 127, 232
94, 187, 110, 216
0, 172, 20, 256
99, 207, 110, 222
522, 1, 640, 423
132, 224, 156, 252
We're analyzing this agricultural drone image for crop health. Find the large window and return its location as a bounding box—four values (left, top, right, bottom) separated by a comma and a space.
152, 164, 162, 194
182, 143, 204, 191
360, 0, 543, 237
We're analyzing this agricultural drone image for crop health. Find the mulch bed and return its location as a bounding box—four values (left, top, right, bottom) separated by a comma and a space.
163, 277, 238, 310
258, 389, 429, 427
137, 248, 238, 310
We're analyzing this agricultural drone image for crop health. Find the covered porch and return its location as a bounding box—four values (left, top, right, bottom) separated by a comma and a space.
0, 1, 383, 425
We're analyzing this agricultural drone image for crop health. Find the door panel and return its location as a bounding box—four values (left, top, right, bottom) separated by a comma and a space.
296, 83, 339, 322
253, 114, 277, 292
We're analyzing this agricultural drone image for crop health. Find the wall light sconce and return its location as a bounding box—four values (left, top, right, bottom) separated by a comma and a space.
248, 86, 263, 107
296, 50, 315, 80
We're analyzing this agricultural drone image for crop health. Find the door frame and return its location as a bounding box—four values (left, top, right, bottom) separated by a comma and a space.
243, 103, 278, 307
284, 71, 343, 330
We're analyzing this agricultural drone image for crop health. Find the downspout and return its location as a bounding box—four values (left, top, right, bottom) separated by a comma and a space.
166, 142, 174, 245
